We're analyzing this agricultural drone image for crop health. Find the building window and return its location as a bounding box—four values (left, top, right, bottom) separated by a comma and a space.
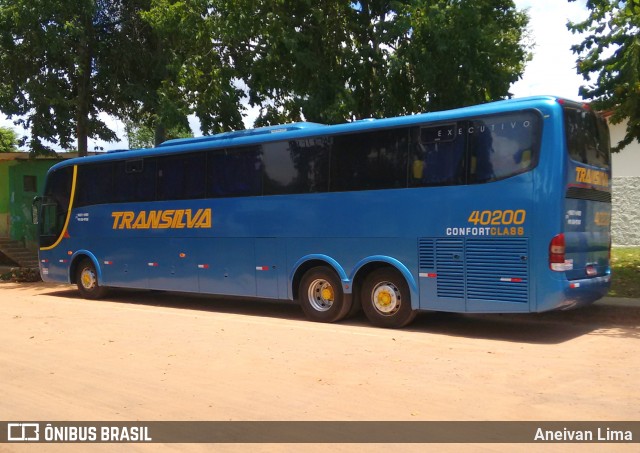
23, 175, 37, 193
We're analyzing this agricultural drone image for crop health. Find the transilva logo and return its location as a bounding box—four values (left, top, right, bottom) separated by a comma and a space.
575, 167, 609, 188
111, 208, 212, 230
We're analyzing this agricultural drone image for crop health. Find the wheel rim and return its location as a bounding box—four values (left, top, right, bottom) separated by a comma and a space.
307, 278, 334, 312
80, 267, 97, 291
371, 281, 401, 316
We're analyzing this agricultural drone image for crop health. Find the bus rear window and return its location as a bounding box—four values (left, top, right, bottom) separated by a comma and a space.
564, 107, 611, 168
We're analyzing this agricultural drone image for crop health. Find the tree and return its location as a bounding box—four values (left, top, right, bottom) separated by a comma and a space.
0, 0, 129, 155
0, 0, 531, 151
391, 0, 530, 114
231, 0, 355, 125
568, 0, 640, 151
0, 0, 247, 151
235, 0, 530, 125
0, 126, 18, 152
128, 0, 245, 145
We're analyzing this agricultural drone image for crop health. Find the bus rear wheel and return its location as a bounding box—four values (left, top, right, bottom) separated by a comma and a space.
299, 266, 351, 323
361, 268, 416, 328
76, 259, 107, 300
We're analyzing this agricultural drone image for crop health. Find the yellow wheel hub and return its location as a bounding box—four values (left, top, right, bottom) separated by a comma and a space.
81, 270, 94, 288
308, 278, 336, 312
321, 287, 334, 301
372, 282, 400, 315
377, 291, 392, 306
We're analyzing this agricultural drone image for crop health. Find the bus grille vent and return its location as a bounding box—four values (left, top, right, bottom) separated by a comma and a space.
436, 239, 465, 299
466, 238, 529, 304
418, 238, 435, 269
566, 187, 611, 203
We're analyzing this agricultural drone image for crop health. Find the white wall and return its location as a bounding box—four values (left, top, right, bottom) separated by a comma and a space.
608, 120, 640, 246
609, 120, 640, 177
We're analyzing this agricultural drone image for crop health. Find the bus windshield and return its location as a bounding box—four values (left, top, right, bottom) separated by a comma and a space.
564, 106, 611, 169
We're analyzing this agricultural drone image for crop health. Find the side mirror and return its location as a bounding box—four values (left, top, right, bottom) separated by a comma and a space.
32, 196, 42, 225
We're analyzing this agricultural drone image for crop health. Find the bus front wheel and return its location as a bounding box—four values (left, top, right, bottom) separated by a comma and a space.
76, 259, 107, 300
361, 268, 416, 328
299, 266, 351, 323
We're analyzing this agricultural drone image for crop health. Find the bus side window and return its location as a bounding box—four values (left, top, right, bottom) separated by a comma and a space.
411, 124, 466, 187
468, 120, 495, 183
157, 153, 206, 201
468, 112, 540, 184
262, 138, 330, 195
207, 146, 262, 198
331, 129, 409, 192
113, 159, 157, 203
75, 163, 114, 207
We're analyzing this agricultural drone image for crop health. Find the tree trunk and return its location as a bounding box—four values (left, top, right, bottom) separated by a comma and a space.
76, 7, 93, 157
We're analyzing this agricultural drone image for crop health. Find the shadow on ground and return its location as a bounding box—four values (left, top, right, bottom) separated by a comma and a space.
39, 285, 640, 345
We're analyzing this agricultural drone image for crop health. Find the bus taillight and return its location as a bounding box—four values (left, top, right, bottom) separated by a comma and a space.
549, 233, 567, 271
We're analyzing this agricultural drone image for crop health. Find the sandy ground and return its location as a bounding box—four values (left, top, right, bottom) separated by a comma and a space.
0, 282, 638, 452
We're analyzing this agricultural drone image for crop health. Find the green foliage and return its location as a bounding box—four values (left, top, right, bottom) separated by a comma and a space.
609, 247, 640, 298
234, 0, 530, 125
568, 0, 640, 151
125, 118, 193, 149
0, 126, 18, 152
133, 0, 245, 143
0, 0, 531, 149
0, 0, 125, 155
393, 1, 531, 114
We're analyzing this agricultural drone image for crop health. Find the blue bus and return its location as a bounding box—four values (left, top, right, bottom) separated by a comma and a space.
35, 96, 612, 328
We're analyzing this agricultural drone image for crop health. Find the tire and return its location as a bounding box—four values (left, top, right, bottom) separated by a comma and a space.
76, 258, 107, 300
345, 296, 362, 319
360, 267, 417, 328
298, 266, 352, 323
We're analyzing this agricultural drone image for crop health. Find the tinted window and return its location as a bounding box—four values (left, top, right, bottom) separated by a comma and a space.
208, 146, 262, 197
113, 158, 157, 203
75, 163, 114, 207
331, 129, 409, 192
263, 138, 330, 195
410, 111, 541, 187
157, 153, 206, 201
564, 107, 610, 168
468, 111, 540, 183
410, 124, 466, 186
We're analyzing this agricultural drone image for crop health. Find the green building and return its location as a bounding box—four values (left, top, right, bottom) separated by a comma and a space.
0, 153, 61, 261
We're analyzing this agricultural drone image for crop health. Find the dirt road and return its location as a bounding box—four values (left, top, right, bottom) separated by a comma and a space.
1, 282, 638, 452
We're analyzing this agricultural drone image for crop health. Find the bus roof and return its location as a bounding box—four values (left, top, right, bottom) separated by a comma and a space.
48, 95, 567, 172
158, 121, 326, 148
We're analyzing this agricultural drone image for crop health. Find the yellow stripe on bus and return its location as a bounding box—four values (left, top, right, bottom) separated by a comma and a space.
40, 165, 78, 251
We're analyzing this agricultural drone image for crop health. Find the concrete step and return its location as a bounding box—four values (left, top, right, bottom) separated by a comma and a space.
0, 239, 39, 268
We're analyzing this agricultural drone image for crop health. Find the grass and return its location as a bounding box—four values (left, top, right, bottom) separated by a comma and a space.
609, 247, 640, 298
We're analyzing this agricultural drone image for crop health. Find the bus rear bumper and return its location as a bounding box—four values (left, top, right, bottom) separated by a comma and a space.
540, 274, 611, 312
